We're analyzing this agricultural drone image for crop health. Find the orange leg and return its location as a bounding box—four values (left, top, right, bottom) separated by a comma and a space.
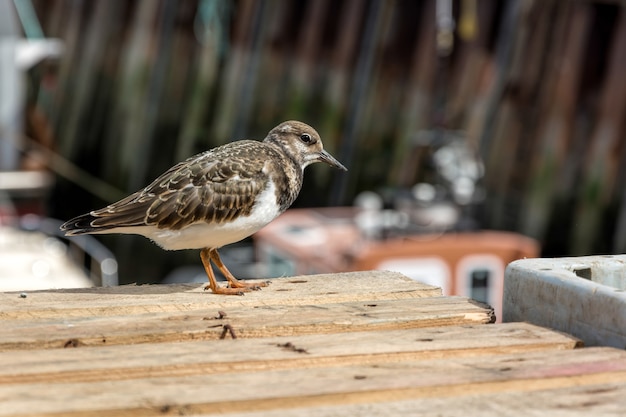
209, 248, 269, 290
200, 248, 248, 295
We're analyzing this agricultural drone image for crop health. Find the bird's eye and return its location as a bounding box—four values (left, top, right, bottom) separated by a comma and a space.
300, 133, 312, 144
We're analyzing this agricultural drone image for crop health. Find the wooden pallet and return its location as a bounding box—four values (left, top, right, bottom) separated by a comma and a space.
1, 271, 624, 416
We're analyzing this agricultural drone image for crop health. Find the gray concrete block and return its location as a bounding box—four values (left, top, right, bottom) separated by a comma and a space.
503, 255, 626, 348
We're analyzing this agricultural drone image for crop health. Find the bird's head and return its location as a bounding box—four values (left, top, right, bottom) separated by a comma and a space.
264, 121, 347, 172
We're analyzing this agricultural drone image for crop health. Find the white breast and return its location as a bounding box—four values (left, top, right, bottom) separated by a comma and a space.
107, 180, 282, 250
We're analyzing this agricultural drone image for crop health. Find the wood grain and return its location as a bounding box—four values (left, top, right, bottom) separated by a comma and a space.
1, 270, 622, 417
0, 347, 623, 417
0, 322, 578, 385
0, 296, 492, 351
0, 271, 440, 320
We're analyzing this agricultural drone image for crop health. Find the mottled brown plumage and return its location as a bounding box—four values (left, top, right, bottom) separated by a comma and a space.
61, 121, 346, 294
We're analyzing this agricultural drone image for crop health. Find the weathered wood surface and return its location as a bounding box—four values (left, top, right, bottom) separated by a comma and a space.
0, 271, 440, 318
0, 272, 496, 351
0, 271, 624, 416
0, 296, 492, 351
0, 323, 578, 385
1, 346, 624, 417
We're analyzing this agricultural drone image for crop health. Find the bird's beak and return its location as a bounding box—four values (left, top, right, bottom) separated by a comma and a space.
318, 150, 348, 171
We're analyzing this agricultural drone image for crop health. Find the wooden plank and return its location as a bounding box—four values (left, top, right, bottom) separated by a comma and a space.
0, 347, 624, 417
0, 271, 440, 320
0, 296, 492, 351
222, 381, 626, 417
4, 269, 600, 417
0, 323, 579, 385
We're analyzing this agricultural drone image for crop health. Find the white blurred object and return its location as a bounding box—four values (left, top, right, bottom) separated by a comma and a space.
14, 38, 64, 69
354, 191, 383, 239
0, 170, 54, 191
432, 141, 484, 205
436, 0, 455, 56
0, 0, 63, 170
0, 0, 21, 170
354, 191, 411, 239
0, 226, 92, 291
412, 183, 436, 203
354, 191, 383, 211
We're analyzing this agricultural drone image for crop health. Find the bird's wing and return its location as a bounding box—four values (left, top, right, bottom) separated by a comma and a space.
74, 143, 271, 232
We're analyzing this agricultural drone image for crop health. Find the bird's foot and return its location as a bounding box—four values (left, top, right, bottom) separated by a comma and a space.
228, 279, 270, 291
203, 284, 248, 296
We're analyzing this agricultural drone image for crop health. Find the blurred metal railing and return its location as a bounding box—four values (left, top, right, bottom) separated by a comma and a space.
19, 214, 118, 287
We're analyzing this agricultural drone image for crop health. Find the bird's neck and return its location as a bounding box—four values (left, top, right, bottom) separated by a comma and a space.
264, 141, 304, 212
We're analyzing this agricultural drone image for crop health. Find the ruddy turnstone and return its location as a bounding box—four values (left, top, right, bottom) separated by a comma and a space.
61, 121, 347, 294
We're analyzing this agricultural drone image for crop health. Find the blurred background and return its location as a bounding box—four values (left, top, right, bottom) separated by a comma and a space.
1, 0, 625, 306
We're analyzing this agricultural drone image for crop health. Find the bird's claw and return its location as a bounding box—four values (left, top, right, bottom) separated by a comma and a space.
202, 278, 270, 295
228, 279, 269, 290
250, 281, 272, 290
203, 284, 248, 296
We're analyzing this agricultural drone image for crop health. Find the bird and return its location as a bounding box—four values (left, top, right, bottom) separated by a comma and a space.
61, 121, 347, 295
